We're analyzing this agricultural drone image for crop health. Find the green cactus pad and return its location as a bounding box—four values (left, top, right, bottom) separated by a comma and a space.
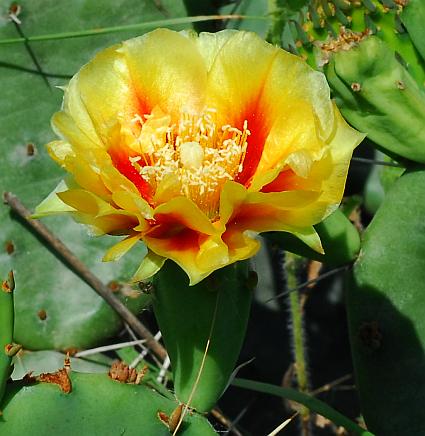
401, 0, 425, 63
347, 167, 425, 435
364, 152, 404, 215
326, 36, 425, 164
153, 261, 252, 413
0, 373, 216, 435
281, 1, 425, 82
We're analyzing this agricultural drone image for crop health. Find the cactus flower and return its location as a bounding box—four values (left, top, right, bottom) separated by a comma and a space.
35, 29, 363, 285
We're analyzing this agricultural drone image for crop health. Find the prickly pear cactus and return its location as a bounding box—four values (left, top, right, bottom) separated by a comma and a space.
3, 0, 425, 434
152, 261, 253, 413
276, 0, 425, 164
347, 168, 425, 435
273, 1, 425, 434
1, 372, 216, 435
326, 35, 425, 163
282, 0, 422, 75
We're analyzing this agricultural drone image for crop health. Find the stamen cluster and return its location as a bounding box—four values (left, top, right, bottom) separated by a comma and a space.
128, 108, 250, 217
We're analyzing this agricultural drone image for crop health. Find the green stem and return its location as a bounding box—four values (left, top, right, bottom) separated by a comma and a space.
286, 253, 309, 393
285, 252, 310, 432
232, 378, 374, 436
0, 15, 268, 45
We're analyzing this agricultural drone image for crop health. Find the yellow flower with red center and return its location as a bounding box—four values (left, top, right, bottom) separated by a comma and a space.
35, 29, 363, 285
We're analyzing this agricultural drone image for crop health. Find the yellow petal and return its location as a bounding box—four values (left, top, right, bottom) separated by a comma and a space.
152, 196, 216, 235
120, 29, 207, 119
203, 31, 279, 184
204, 30, 278, 126
318, 104, 365, 209
51, 111, 101, 154
112, 191, 153, 219
223, 230, 261, 265
141, 197, 230, 285
219, 181, 248, 226
274, 107, 364, 220
69, 159, 112, 200
238, 45, 339, 189
46, 140, 75, 165
72, 212, 139, 236
258, 47, 334, 146
100, 164, 140, 196
57, 189, 117, 216
56, 188, 142, 236
59, 75, 103, 146
153, 173, 183, 205
220, 181, 322, 233
33, 180, 76, 218
219, 180, 326, 258
70, 44, 138, 145
195, 29, 238, 72
103, 233, 142, 262
195, 235, 230, 272
252, 100, 325, 182
144, 233, 228, 286
291, 227, 324, 254
131, 250, 166, 283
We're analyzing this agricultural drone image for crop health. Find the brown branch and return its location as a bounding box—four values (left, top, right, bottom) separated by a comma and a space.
3, 192, 167, 361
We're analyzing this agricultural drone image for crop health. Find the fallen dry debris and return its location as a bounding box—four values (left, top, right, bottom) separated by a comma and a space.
21, 354, 73, 393
157, 404, 183, 434
108, 361, 148, 384
2, 271, 15, 293
38, 368, 72, 394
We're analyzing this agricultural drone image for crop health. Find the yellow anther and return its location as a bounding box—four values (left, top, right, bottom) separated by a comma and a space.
128, 107, 249, 217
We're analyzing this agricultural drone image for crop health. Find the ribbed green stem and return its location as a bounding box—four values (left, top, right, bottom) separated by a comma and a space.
286, 252, 310, 434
